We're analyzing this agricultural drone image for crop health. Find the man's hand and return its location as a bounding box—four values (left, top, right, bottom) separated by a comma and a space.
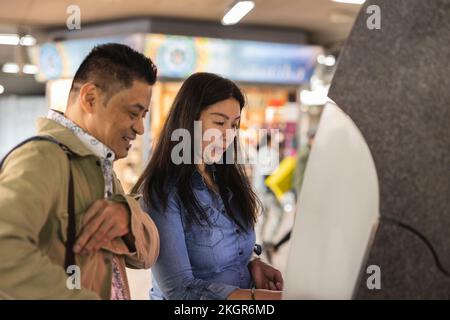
248, 258, 284, 291
73, 199, 131, 256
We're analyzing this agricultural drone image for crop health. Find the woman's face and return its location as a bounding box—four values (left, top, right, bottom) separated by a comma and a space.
198, 97, 241, 164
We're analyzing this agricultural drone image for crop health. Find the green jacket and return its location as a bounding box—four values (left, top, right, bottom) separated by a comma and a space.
0, 117, 159, 299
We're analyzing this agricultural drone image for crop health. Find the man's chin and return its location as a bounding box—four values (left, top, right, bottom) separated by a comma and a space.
114, 149, 129, 160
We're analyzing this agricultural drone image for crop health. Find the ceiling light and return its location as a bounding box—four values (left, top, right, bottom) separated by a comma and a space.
0, 84, 4, 94
317, 55, 326, 64
0, 34, 20, 46
324, 55, 336, 66
300, 87, 331, 106
332, 0, 366, 4
2, 63, 20, 74
0, 34, 36, 46
317, 55, 336, 66
20, 35, 36, 46
222, 1, 255, 26
23, 64, 38, 74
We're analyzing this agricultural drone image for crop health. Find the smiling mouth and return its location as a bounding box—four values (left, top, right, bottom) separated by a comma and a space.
122, 136, 135, 148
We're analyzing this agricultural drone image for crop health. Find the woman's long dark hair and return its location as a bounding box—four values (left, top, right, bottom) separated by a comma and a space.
132, 72, 260, 230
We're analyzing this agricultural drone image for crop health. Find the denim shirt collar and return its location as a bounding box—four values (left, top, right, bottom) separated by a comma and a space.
190, 165, 233, 201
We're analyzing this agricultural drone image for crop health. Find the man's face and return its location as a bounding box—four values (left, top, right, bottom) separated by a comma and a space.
87, 80, 152, 160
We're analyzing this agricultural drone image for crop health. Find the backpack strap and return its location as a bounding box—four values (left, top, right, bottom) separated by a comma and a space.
0, 135, 76, 270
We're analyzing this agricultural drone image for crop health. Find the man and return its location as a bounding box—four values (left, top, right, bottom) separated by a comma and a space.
0, 43, 159, 299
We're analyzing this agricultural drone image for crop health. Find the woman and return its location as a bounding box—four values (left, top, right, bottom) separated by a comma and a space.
133, 72, 283, 300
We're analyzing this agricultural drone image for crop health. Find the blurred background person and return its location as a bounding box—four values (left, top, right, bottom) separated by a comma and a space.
264, 127, 316, 263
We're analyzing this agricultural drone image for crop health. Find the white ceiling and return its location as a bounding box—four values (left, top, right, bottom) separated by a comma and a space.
0, 0, 363, 95
0, 0, 362, 44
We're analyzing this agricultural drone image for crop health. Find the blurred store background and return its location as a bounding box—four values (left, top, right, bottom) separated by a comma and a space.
0, 0, 365, 299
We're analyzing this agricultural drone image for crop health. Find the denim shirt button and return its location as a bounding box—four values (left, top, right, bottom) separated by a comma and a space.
238, 250, 243, 255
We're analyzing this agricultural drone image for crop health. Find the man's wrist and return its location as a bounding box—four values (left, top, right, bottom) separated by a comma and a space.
110, 199, 135, 249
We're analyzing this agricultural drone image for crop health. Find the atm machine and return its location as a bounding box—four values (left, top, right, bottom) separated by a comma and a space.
283, 102, 379, 299
283, 0, 450, 299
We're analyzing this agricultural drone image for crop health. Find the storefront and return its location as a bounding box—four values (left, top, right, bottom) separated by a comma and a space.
29, 33, 322, 192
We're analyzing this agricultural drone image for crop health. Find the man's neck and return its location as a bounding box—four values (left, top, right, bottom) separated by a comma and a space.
64, 108, 90, 135
64, 107, 104, 147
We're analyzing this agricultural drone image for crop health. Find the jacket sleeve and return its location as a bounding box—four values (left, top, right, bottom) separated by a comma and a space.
110, 181, 160, 270
0, 141, 99, 299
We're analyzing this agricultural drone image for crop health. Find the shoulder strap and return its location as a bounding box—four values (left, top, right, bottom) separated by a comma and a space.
0, 135, 76, 270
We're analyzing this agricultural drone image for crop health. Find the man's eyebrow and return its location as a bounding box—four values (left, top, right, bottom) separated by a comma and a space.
210, 112, 240, 120
129, 104, 148, 111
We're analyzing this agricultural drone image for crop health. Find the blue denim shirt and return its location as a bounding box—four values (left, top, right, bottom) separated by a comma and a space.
142, 168, 256, 300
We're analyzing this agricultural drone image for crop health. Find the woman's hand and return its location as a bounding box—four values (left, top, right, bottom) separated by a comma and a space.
227, 288, 282, 300
248, 258, 284, 291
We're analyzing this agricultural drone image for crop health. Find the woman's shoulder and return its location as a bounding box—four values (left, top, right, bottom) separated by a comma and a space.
138, 182, 181, 213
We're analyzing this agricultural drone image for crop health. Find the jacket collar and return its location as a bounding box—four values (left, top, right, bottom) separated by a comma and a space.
46, 110, 115, 161
36, 115, 102, 158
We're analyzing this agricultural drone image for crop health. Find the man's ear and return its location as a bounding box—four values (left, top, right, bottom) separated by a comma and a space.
79, 82, 99, 114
